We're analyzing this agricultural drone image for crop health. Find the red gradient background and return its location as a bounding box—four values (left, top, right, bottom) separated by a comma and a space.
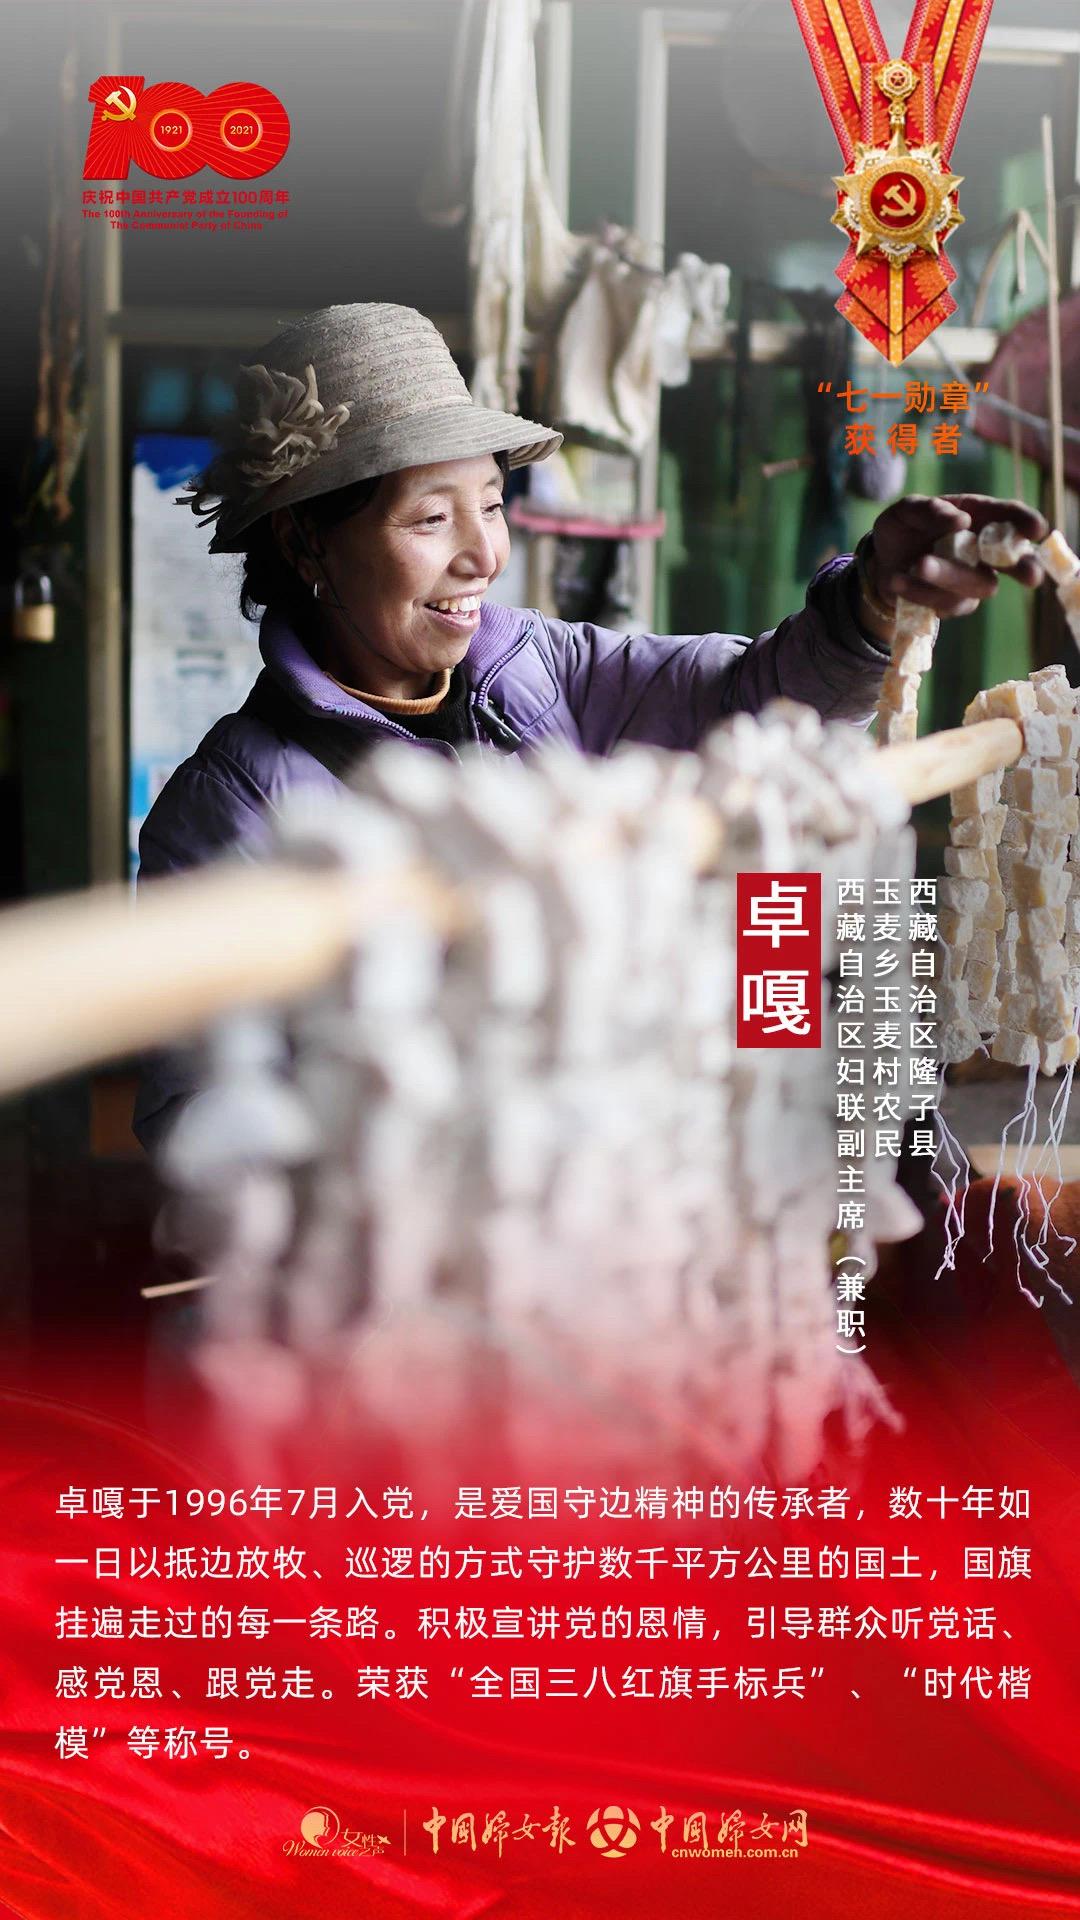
2, 1224, 1079, 1920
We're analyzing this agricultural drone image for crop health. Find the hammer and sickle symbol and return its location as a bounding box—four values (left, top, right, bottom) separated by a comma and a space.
102, 86, 138, 122
882, 180, 919, 220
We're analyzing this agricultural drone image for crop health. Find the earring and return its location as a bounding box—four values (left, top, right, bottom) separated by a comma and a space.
312, 580, 322, 601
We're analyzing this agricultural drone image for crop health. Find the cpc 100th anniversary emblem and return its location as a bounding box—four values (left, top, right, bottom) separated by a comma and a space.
83, 75, 290, 180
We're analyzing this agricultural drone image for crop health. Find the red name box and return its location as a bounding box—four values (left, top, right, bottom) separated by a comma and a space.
736, 873, 822, 1049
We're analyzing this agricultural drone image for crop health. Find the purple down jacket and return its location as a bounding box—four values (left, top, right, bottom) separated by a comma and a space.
134, 553, 889, 1149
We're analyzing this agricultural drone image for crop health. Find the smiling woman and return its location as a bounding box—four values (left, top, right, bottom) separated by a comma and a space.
272, 454, 513, 703
133, 299, 1048, 1151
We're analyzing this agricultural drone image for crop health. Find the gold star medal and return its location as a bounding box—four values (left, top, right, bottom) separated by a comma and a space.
789, 1, 993, 364
832, 64, 963, 362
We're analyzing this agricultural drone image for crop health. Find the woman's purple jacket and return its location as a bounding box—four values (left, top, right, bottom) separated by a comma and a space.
134, 553, 889, 1150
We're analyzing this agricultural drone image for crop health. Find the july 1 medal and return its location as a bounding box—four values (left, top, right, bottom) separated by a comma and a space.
790, 0, 995, 364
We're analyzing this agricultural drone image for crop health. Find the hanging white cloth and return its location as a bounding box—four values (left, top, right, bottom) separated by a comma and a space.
542, 229, 663, 456
433, 2, 732, 455
655, 252, 732, 389
543, 243, 732, 457
468, 0, 581, 414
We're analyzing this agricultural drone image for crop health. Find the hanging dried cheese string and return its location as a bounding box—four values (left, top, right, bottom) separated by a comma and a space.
939, 633, 1080, 1286
876, 595, 940, 747
875, 523, 1080, 749
941, 663, 1080, 1073
975, 523, 1080, 641
875, 528, 997, 749
161, 703, 920, 1478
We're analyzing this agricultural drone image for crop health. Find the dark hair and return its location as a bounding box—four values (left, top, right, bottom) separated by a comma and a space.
238, 450, 512, 626
239, 476, 381, 625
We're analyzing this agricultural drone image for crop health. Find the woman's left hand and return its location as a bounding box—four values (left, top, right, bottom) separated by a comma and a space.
862, 493, 1049, 627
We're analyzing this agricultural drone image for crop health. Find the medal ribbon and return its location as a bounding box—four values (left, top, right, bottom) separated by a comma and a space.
790, 0, 995, 362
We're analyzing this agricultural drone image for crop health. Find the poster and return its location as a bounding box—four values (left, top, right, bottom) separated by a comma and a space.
2, 2, 1080, 1917
129, 435, 260, 875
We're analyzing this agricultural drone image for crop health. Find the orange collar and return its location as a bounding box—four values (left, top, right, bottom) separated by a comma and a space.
327, 667, 452, 715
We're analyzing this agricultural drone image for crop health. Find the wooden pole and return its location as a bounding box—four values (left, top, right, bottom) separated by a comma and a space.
0, 722, 1029, 1102
0, 862, 462, 1102
1042, 115, 1067, 535
874, 717, 1023, 807
1007, 360, 1023, 503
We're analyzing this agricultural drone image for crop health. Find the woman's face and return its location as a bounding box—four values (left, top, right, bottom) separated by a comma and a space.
295, 453, 511, 694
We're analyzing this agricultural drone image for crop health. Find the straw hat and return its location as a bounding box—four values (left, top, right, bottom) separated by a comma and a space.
191, 303, 562, 553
